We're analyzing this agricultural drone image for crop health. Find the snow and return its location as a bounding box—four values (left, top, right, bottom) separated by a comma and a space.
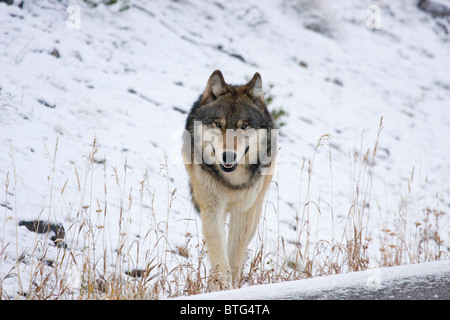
178, 259, 450, 300
0, 0, 449, 299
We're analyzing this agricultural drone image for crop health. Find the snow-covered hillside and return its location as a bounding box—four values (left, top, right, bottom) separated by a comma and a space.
0, 0, 449, 299
180, 259, 450, 300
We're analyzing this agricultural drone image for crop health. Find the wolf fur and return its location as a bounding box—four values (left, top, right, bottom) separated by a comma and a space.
182, 70, 276, 290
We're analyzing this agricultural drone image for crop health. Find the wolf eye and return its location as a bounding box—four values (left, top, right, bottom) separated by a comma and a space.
214, 121, 222, 128
241, 123, 248, 130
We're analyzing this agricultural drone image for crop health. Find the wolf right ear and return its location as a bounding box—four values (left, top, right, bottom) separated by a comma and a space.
245, 72, 265, 108
201, 70, 228, 104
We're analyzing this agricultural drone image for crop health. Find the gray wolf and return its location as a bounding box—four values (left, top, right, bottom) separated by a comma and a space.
182, 70, 277, 290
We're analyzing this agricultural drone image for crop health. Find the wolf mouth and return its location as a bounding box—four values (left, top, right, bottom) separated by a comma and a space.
218, 145, 250, 173
210, 146, 237, 172
220, 163, 237, 172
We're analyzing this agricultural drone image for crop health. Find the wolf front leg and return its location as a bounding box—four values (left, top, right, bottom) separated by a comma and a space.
200, 206, 232, 291
227, 201, 263, 289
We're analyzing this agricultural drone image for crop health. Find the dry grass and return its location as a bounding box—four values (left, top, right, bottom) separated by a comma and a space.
0, 118, 448, 299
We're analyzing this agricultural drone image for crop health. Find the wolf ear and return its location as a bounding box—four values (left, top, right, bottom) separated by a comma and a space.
246, 72, 265, 107
201, 70, 228, 104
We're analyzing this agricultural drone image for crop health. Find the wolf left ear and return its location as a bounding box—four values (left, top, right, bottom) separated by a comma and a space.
246, 72, 265, 107
201, 70, 228, 104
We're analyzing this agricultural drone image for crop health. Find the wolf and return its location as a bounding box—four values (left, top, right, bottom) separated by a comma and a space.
182, 70, 277, 290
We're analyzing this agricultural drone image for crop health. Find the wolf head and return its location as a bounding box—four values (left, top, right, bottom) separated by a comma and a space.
184, 70, 276, 190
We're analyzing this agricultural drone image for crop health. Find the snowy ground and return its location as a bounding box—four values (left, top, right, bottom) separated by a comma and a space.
0, 0, 449, 299
179, 259, 450, 299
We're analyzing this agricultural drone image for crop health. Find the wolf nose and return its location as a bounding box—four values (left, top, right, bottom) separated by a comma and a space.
222, 152, 236, 165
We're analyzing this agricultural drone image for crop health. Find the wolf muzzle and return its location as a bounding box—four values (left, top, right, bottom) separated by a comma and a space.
220, 151, 237, 172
